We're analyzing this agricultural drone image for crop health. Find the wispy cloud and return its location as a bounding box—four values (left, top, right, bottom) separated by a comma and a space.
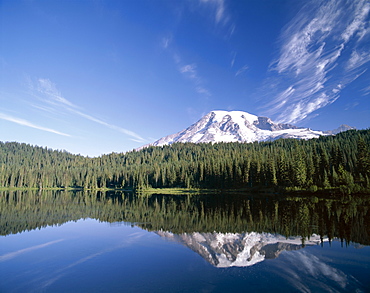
230, 51, 237, 68
263, 0, 370, 124
235, 64, 249, 77
279, 250, 348, 292
180, 64, 198, 79
70, 108, 146, 142
161, 1, 236, 100
200, 0, 228, 25
165, 45, 212, 98
36, 230, 148, 291
341, 0, 370, 43
161, 34, 212, 98
178, 63, 212, 97
31, 78, 146, 142
37, 247, 115, 290
161, 35, 172, 49
0, 239, 64, 262
0, 112, 71, 137
198, 0, 236, 39
37, 78, 76, 108
361, 85, 370, 96
346, 49, 370, 70
195, 86, 211, 96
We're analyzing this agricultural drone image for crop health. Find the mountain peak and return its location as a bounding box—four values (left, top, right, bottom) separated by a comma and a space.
209, 110, 259, 125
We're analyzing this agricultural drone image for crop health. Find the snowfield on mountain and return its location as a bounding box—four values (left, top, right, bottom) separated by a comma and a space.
144, 110, 354, 148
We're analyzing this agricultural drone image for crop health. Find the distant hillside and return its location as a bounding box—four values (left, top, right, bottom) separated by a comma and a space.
324, 124, 356, 135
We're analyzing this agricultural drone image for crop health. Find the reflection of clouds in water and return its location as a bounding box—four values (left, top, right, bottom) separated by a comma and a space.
38, 249, 110, 291
0, 239, 64, 262
36, 231, 148, 291
127, 232, 146, 242
277, 250, 349, 292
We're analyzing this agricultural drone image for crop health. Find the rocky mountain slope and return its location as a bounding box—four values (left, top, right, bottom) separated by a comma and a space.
144, 110, 354, 148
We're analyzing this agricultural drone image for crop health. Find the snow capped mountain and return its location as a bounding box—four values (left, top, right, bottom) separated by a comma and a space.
146, 110, 330, 148
156, 231, 325, 268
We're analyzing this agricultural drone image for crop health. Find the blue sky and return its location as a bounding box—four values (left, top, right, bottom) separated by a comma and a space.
1, 0, 369, 157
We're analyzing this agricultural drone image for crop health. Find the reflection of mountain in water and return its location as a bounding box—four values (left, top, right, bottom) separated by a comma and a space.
156, 231, 325, 267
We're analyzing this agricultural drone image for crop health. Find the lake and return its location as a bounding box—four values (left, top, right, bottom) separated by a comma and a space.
1, 190, 369, 292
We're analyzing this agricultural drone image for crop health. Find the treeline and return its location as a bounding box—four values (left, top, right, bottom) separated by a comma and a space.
1, 129, 370, 193
1, 190, 369, 246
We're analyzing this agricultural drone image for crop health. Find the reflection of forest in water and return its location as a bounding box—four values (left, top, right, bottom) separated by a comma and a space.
1, 190, 369, 246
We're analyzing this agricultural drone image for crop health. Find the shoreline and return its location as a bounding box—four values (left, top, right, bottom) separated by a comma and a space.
1, 186, 370, 197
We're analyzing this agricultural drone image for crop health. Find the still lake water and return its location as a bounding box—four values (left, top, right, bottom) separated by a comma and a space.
0, 190, 369, 292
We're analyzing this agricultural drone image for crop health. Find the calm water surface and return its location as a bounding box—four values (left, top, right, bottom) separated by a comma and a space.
0, 190, 369, 292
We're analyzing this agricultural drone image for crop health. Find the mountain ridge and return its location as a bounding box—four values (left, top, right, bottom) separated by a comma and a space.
142, 110, 355, 149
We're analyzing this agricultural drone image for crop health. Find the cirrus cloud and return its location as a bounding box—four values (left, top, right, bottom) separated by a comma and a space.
0, 112, 71, 137
262, 0, 370, 124
31, 78, 146, 143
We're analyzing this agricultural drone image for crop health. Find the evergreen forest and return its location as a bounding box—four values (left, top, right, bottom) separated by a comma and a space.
1, 129, 370, 194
